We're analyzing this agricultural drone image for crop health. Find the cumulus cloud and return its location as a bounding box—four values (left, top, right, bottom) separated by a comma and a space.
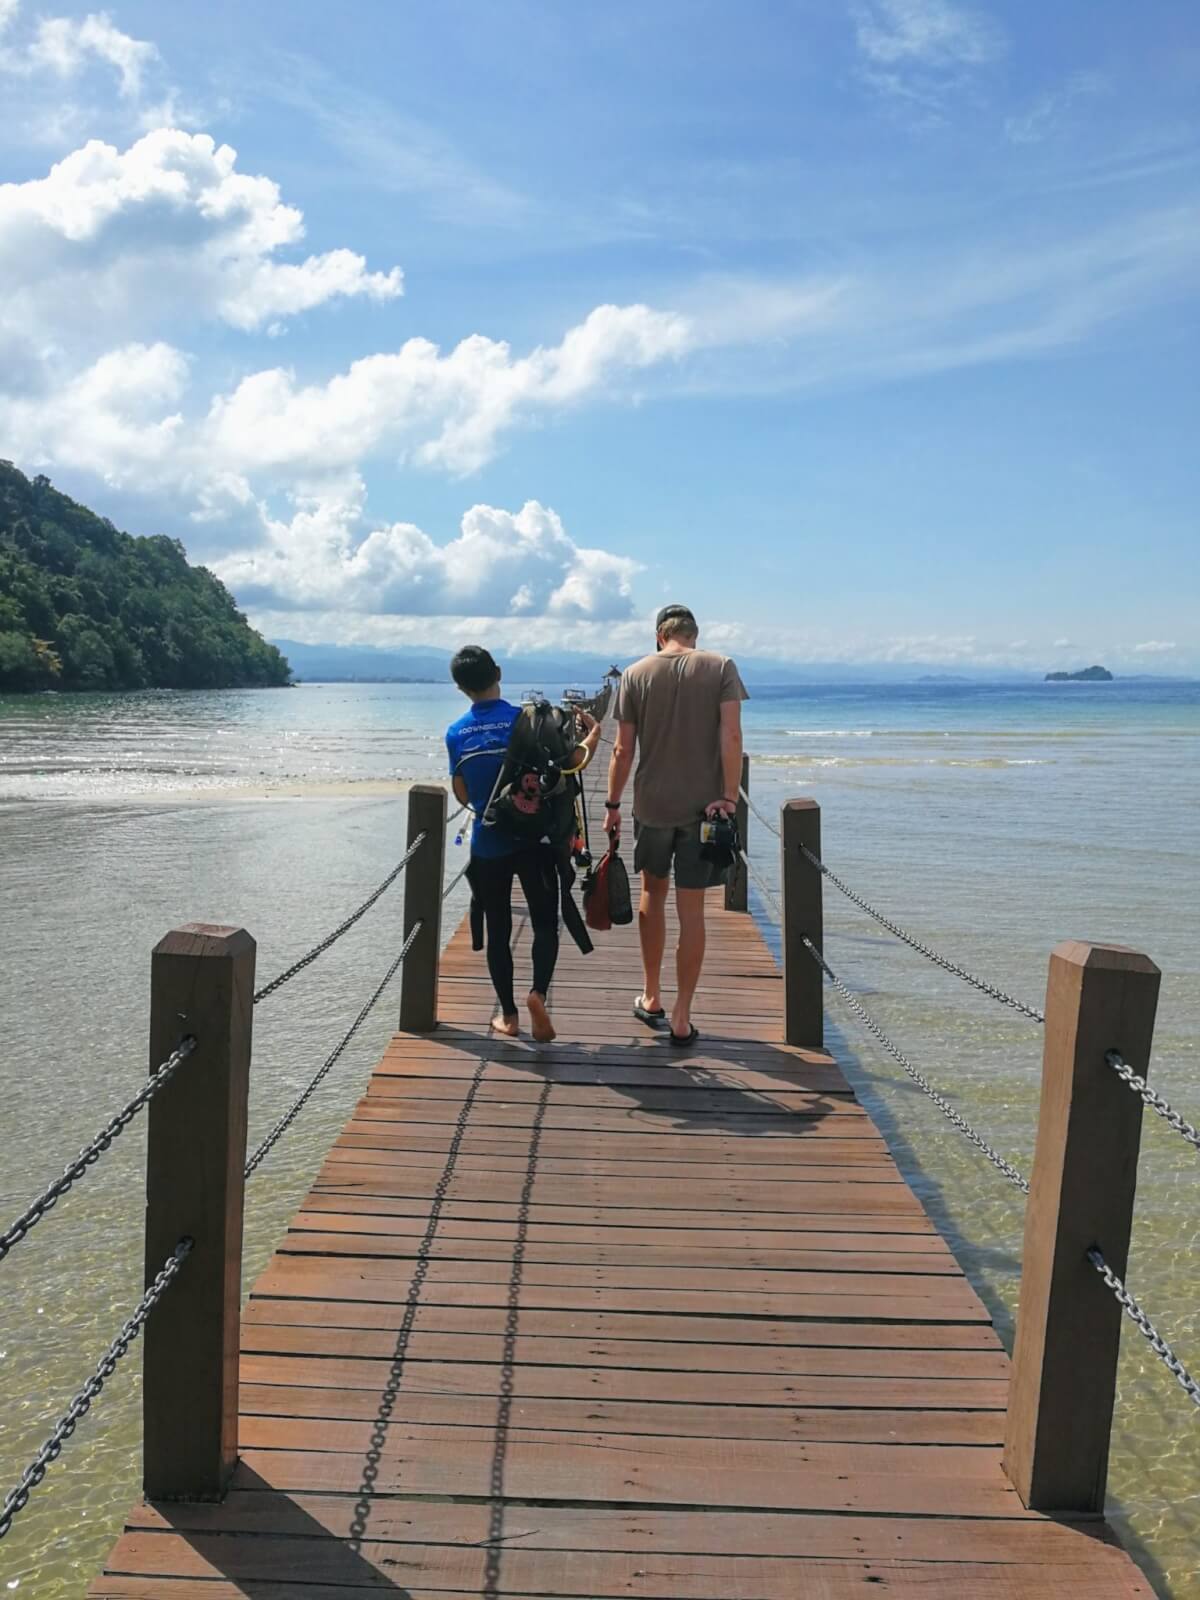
0, 2, 157, 98
1133, 640, 1177, 654
206, 303, 692, 477
0, 130, 403, 343
215, 485, 639, 621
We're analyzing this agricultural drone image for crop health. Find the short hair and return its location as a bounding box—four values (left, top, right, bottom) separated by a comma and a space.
450, 645, 501, 694
656, 604, 698, 643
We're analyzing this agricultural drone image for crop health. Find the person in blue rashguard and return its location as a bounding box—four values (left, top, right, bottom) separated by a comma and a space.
446, 646, 599, 1042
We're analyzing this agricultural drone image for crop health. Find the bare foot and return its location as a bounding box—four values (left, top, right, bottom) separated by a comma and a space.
491, 1013, 520, 1038
527, 991, 556, 1043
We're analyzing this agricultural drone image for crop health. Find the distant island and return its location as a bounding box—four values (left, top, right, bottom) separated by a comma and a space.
1045, 665, 1114, 682
0, 463, 290, 692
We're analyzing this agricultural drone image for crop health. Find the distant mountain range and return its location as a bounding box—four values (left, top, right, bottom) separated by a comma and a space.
272, 640, 1193, 688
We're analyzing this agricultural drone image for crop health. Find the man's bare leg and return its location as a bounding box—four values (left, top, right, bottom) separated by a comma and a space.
638, 871, 670, 1013
670, 886, 707, 1038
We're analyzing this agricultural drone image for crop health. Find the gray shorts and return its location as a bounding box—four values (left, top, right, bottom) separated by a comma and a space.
633, 818, 728, 889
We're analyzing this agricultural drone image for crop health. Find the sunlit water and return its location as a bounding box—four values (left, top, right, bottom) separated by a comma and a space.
1, 679, 1196, 1597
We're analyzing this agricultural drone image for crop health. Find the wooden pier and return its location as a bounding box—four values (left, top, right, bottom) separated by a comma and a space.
87, 739, 1160, 1596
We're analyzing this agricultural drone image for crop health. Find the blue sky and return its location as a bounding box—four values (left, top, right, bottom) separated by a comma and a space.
1, 0, 1197, 671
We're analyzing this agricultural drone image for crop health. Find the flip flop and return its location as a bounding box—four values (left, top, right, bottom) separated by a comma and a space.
633, 997, 666, 1027
669, 1025, 699, 1047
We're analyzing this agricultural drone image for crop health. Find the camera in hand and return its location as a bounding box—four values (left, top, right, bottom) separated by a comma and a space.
699, 812, 740, 869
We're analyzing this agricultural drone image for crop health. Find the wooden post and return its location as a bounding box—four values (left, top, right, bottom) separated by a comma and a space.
725, 754, 751, 912
782, 799, 822, 1047
1004, 941, 1160, 1512
399, 784, 448, 1033
143, 924, 255, 1501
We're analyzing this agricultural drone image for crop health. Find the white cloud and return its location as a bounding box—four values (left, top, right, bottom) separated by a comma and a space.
0, 130, 403, 341
215, 486, 640, 621
852, 0, 1004, 118
4, 340, 189, 473
0, 3, 157, 98
204, 302, 691, 477
1005, 72, 1107, 146
854, 0, 1003, 68
1133, 640, 1177, 654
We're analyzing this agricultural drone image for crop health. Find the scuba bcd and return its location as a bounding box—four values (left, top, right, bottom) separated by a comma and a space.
478, 697, 596, 957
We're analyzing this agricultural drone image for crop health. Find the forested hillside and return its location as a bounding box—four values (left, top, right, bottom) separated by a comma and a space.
0, 463, 290, 692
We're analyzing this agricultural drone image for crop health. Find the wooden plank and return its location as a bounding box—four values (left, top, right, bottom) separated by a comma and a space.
294, 1192, 940, 1232
237, 1391, 1005, 1445
122, 1491, 1130, 1564
90, 1555, 1154, 1600
242, 1297, 1004, 1347
238, 1325, 1010, 1376
281, 1228, 959, 1273
238, 1360, 1005, 1413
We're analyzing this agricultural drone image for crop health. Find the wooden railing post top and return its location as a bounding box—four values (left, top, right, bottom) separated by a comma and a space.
783, 797, 820, 814
408, 783, 448, 802
1049, 939, 1161, 979
152, 924, 255, 960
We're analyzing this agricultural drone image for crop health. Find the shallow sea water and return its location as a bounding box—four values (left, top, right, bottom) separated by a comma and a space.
0, 679, 1196, 1596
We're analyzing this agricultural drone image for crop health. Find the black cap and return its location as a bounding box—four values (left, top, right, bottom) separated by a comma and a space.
655, 604, 696, 651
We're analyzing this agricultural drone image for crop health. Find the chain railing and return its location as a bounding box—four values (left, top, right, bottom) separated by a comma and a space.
253, 831, 428, 1004
0, 1037, 197, 1263
738, 788, 1044, 1022
245, 920, 424, 1177
0, 1238, 192, 1540
1087, 1249, 1200, 1409
800, 931, 1030, 1193
1107, 1051, 1200, 1155
442, 858, 471, 902
740, 832, 1200, 1435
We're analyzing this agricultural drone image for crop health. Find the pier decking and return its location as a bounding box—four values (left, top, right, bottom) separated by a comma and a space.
91, 858, 1153, 1597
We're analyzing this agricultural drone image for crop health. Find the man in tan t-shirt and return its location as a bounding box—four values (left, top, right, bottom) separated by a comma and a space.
604, 604, 748, 1044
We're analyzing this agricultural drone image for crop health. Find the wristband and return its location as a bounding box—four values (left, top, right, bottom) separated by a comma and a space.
604, 801, 621, 811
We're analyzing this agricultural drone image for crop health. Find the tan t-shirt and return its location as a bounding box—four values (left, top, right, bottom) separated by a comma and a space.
615, 649, 749, 828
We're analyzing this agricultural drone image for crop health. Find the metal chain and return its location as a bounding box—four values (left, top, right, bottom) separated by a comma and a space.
798, 844, 1045, 1023
1107, 1052, 1200, 1154
245, 921, 423, 1176
739, 847, 784, 921
252, 832, 427, 1005
0, 1238, 192, 1540
739, 786, 781, 840
801, 932, 1030, 1193
0, 1038, 196, 1263
1087, 1248, 1200, 1409
348, 1054, 489, 1553
442, 859, 471, 902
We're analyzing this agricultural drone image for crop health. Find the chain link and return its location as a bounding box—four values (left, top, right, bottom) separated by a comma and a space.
735, 851, 1028, 1189
739, 785, 781, 840
252, 832, 427, 1005
799, 844, 1045, 1023
737, 800, 1043, 1023
348, 1054, 489, 1554
1107, 1052, 1200, 1154
801, 933, 1031, 1193
0, 1038, 196, 1263
1087, 1247, 1200, 1409
442, 859, 472, 902
0, 1238, 192, 1540
245, 921, 423, 1177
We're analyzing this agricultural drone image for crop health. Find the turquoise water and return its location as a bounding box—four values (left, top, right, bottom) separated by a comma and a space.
0, 678, 1197, 1595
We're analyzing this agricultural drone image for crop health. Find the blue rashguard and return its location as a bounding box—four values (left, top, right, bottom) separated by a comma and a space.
445, 698, 520, 860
